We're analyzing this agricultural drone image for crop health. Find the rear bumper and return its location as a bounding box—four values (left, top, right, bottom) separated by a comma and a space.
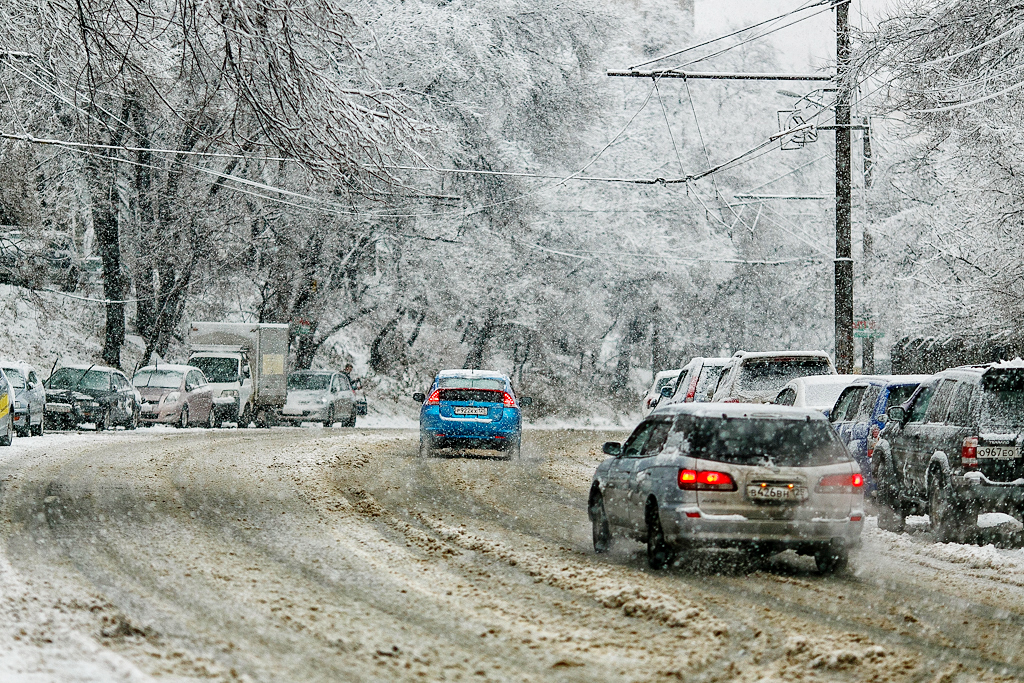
660, 505, 864, 549
420, 406, 521, 443
953, 472, 1024, 513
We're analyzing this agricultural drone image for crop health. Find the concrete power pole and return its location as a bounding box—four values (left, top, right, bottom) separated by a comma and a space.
834, 0, 854, 373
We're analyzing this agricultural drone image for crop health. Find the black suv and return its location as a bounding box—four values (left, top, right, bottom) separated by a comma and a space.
872, 362, 1024, 541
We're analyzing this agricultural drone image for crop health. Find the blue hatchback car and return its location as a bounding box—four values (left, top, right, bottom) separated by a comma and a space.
413, 370, 532, 459
829, 375, 929, 494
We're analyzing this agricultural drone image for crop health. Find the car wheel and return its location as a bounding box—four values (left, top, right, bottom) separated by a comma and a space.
178, 406, 189, 429
419, 433, 433, 458
238, 404, 251, 429
874, 455, 905, 533
126, 407, 138, 431
98, 409, 112, 432
645, 502, 675, 570
589, 490, 611, 554
928, 468, 973, 543
0, 417, 11, 446
16, 424, 29, 438
31, 415, 43, 437
204, 407, 215, 429
814, 542, 849, 574
323, 406, 335, 428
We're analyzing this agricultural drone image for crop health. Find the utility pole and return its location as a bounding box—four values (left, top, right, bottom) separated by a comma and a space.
834, 0, 854, 373
861, 117, 875, 374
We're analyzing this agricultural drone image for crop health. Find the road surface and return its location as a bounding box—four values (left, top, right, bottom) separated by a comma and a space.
0, 427, 1022, 682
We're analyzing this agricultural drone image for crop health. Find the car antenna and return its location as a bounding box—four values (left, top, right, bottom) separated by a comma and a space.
48, 355, 60, 380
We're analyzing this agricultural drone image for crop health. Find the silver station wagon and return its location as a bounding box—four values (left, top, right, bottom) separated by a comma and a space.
589, 403, 864, 573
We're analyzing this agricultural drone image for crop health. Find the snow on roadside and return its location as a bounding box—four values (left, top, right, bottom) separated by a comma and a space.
865, 518, 1024, 574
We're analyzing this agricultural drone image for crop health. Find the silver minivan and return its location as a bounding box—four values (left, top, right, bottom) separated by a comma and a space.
589, 403, 864, 573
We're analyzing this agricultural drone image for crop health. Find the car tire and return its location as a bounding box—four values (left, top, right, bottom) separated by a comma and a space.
16, 424, 29, 438
323, 406, 335, 428
98, 409, 112, 432
814, 542, 849, 574
346, 412, 357, 428
645, 502, 675, 570
0, 418, 11, 446
204, 408, 215, 429
238, 404, 251, 429
928, 468, 973, 543
419, 433, 433, 458
31, 415, 43, 437
178, 406, 189, 429
589, 490, 611, 554
126, 407, 138, 431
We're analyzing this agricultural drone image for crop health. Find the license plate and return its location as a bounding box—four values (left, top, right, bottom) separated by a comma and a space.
978, 445, 1020, 460
48, 403, 72, 413
453, 406, 488, 416
746, 483, 809, 502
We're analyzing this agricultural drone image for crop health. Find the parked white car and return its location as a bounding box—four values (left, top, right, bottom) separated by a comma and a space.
0, 360, 45, 436
281, 370, 357, 427
659, 357, 730, 407
773, 375, 861, 416
711, 350, 837, 404
642, 369, 682, 416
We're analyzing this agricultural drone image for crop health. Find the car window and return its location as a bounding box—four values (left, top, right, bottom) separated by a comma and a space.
0, 371, 8, 392
853, 387, 881, 422
980, 368, 1024, 431
908, 383, 936, 423
622, 422, 657, 457
674, 414, 851, 467
737, 357, 833, 394
2, 368, 25, 389
115, 374, 131, 391
885, 384, 918, 411
830, 386, 863, 422
693, 365, 724, 402
639, 421, 672, 456
187, 370, 205, 387
337, 374, 351, 391
924, 379, 957, 423
775, 388, 797, 406
28, 371, 38, 386
946, 382, 975, 426
190, 356, 240, 383
437, 378, 504, 390
288, 374, 331, 391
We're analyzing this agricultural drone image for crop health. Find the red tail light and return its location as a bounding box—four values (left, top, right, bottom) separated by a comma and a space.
426, 389, 441, 405
502, 392, 516, 407
678, 469, 737, 491
684, 374, 700, 402
961, 436, 978, 468
816, 473, 864, 493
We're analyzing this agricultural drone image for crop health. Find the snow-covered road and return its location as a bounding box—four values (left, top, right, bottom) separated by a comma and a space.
0, 427, 1022, 682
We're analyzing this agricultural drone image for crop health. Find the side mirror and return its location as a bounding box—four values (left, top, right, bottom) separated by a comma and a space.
886, 406, 906, 424
602, 441, 622, 456
520, 396, 533, 406
660, 386, 674, 398
413, 392, 425, 403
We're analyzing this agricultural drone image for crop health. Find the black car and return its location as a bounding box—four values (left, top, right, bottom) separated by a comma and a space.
44, 365, 139, 430
873, 361, 1024, 542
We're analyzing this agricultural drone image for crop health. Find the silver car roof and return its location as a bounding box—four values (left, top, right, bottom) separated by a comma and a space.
652, 402, 830, 422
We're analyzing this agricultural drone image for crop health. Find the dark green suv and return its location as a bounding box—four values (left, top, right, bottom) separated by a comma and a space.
872, 361, 1024, 542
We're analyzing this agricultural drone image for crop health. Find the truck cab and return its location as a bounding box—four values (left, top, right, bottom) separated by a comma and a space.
187, 349, 252, 426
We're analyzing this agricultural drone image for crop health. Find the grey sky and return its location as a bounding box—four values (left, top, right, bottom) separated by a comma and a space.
694, 0, 896, 70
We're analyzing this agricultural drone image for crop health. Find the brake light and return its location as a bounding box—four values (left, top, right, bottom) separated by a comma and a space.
502, 392, 516, 407
684, 374, 700, 402
961, 436, 978, 468
426, 389, 440, 405
816, 473, 864, 493
678, 469, 737, 491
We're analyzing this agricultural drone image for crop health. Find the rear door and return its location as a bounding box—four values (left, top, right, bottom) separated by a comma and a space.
891, 381, 936, 494
906, 379, 957, 494
625, 420, 673, 530
831, 385, 867, 444
604, 421, 657, 527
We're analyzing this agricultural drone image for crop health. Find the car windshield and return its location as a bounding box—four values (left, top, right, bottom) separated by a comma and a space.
190, 356, 239, 383
737, 358, 833, 394
437, 378, 505, 390
674, 414, 850, 467
47, 368, 110, 391
288, 374, 331, 391
980, 370, 1024, 430
132, 370, 183, 389
2, 368, 24, 389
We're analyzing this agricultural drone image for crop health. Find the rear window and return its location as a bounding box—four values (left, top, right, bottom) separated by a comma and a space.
673, 414, 850, 467
981, 369, 1024, 430
693, 365, 724, 402
737, 358, 833, 393
437, 378, 505, 391
439, 388, 504, 403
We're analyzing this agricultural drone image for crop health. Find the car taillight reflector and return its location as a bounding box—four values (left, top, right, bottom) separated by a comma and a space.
850, 515, 863, 522
426, 390, 441, 405
962, 436, 978, 468
816, 473, 864, 493
684, 374, 700, 402
678, 469, 737, 491
502, 392, 516, 407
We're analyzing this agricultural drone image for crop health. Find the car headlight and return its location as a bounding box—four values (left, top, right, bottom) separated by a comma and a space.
318, 396, 329, 404
79, 401, 99, 408
220, 389, 239, 399
164, 392, 181, 404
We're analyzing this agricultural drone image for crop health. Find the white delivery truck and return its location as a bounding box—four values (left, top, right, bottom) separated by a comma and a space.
187, 322, 289, 427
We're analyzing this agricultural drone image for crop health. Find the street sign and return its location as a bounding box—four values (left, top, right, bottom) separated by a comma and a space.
853, 319, 884, 339
290, 319, 314, 337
